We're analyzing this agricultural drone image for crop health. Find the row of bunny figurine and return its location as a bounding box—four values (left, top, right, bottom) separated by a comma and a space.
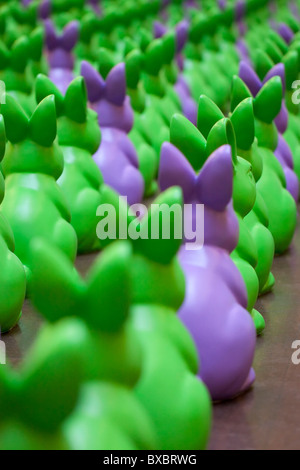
0, 0, 300, 451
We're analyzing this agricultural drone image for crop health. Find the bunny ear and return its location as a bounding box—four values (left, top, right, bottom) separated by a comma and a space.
175, 20, 189, 53
85, 242, 132, 332
265, 38, 283, 64
81, 60, 105, 103
231, 75, 252, 111
10, 36, 30, 73
153, 20, 167, 38
278, 22, 295, 43
239, 61, 262, 97
254, 49, 274, 81
29, 27, 44, 61
144, 39, 164, 75
196, 145, 233, 212
19, 319, 88, 432
170, 113, 207, 171
254, 76, 283, 123
161, 31, 176, 64
44, 19, 57, 50
159, 142, 195, 201
230, 98, 255, 151
30, 239, 83, 323
268, 30, 289, 54
64, 77, 87, 123
263, 63, 286, 93
125, 50, 142, 89
97, 47, 117, 79
206, 118, 238, 164
35, 74, 64, 116
283, 51, 299, 90
134, 187, 183, 265
62, 20, 79, 51
1, 94, 29, 143
105, 63, 127, 106
197, 95, 224, 139
29, 95, 57, 146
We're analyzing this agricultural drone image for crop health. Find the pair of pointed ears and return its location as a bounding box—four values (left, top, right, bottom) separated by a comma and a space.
45, 19, 79, 51
170, 114, 207, 172
254, 49, 274, 82
0, 36, 30, 73
1, 94, 57, 146
206, 118, 238, 164
81, 61, 127, 106
230, 98, 255, 151
197, 95, 224, 139
253, 76, 283, 123
35, 74, 88, 123
30, 237, 133, 334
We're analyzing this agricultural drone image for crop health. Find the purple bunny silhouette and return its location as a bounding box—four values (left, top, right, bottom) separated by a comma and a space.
239, 61, 299, 201
45, 20, 79, 94
154, 20, 197, 125
81, 61, 144, 205
159, 143, 256, 401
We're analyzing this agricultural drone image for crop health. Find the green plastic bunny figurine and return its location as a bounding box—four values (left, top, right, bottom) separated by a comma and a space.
0, 94, 78, 287
35, 74, 103, 253
232, 75, 297, 254
0, 116, 26, 333
29, 239, 158, 450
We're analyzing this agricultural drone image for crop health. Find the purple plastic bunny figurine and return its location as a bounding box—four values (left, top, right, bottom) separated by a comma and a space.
154, 20, 197, 125
81, 61, 145, 205
240, 61, 299, 202
45, 20, 79, 94
159, 142, 256, 401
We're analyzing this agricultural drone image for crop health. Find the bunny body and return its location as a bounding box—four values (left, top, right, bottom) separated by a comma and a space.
81, 61, 145, 205
159, 141, 256, 402
0, 95, 77, 285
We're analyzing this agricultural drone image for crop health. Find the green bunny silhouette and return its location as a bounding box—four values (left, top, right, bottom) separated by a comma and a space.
29, 239, 157, 450
35, 74, 103, 253
0, 94, 78, 287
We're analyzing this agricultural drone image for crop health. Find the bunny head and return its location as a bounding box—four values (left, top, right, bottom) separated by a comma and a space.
1, 95, 64, 180
97, 185, 186, 311
29, 239, 142, 387
81, 61, 134, 133
0, 36, 32, 94
159, 137, 239, 254
234, 73, 282, 151
197, 95, 256, 218
0, 318, 87, 449
35, 74, 101, 154
45, 20, 79, 70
